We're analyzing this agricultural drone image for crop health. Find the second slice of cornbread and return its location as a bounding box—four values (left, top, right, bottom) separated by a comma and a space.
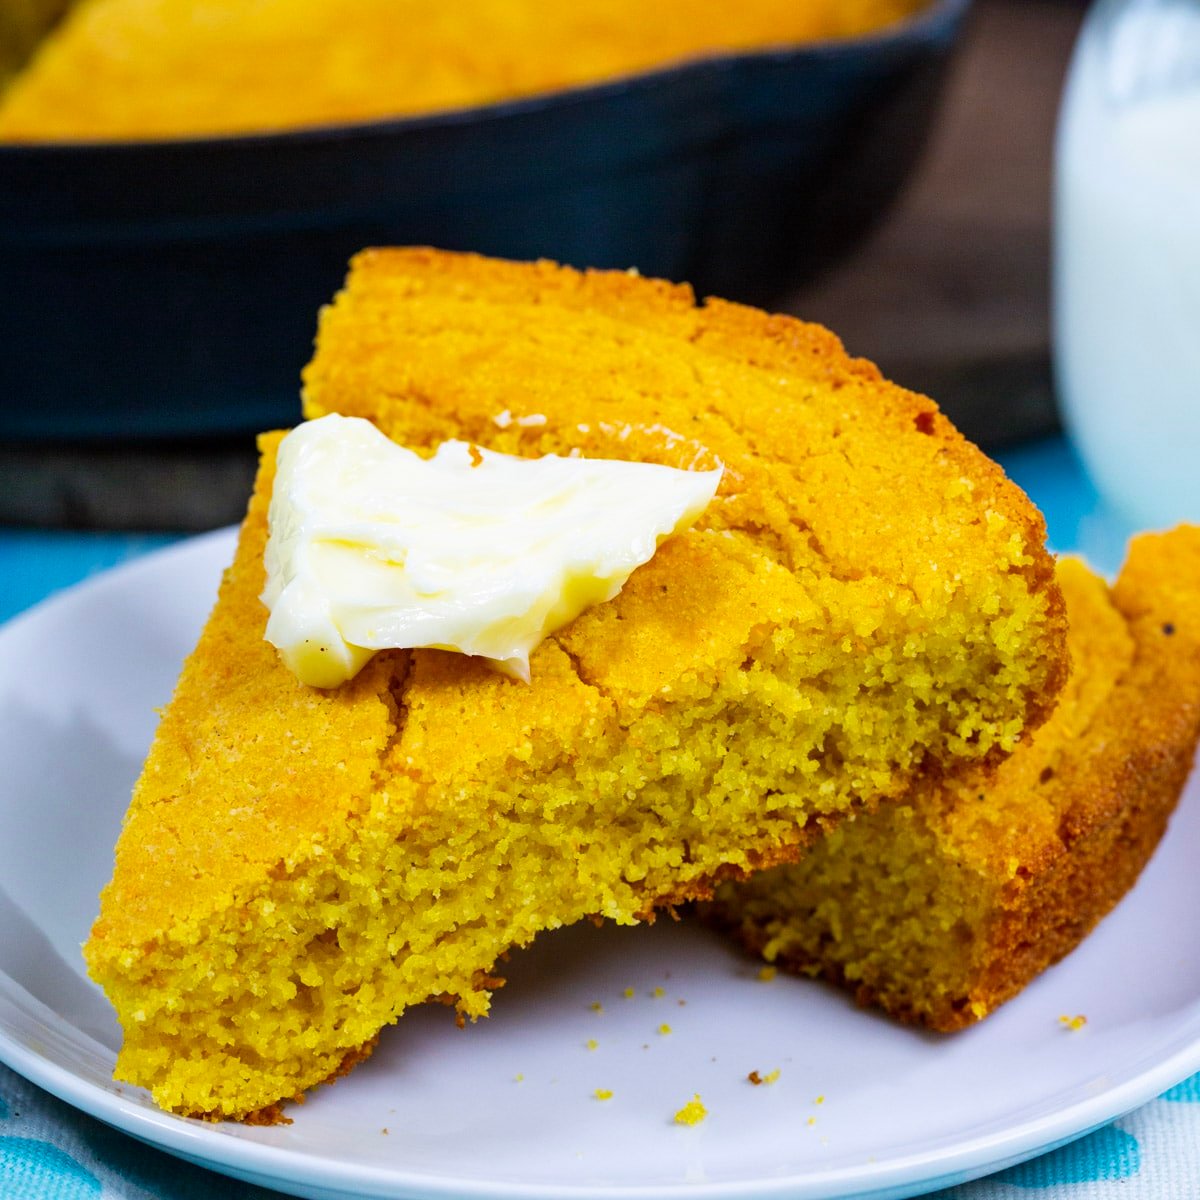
84, 249, 1067, 1120
709, 528, 1200, 1029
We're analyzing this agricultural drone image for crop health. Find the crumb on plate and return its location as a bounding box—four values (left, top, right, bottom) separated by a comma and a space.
748, 1069, 781, 1085
674, 1094, 707, 1125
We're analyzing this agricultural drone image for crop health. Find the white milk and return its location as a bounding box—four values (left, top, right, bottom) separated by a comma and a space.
1054, 0, 1200, 529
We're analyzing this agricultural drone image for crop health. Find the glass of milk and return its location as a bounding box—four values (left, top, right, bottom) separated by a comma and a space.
1054, 0, 1200, 529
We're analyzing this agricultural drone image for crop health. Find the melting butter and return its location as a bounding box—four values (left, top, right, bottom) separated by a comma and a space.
261, 414, 722, 687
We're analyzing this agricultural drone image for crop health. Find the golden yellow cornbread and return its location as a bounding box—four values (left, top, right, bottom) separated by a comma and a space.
710, 528, 1200, 1030
0, 0, 927, 140
84, 249, 1066, 1120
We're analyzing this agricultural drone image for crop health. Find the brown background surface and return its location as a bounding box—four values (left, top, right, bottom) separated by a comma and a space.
787, 0, 1084, 447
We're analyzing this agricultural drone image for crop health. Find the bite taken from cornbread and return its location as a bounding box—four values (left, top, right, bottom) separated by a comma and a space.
83, 248, 1067, 1120
708, 527, 1200, 1030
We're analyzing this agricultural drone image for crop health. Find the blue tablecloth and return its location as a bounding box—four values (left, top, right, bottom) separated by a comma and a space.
3, 436, 1198, 1199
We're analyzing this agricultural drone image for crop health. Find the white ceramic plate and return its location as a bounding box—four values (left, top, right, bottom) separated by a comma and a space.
2, 529, 1199, 1200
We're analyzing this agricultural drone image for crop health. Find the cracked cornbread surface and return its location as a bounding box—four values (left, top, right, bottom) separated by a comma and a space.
710, 528, 1200, 1030
84, 249, 1066, 1120
0, 0, 927, 140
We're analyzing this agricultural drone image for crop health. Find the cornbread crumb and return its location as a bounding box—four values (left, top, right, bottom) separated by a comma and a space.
586, 1039, 598, 1051
1059, 1014, 1088, 1031
757, 966, 777, 982
623, 987, 634, 999
590, 1002, 604, 1014
514, 1074, 524, 1082
815, 1093, 824, 1104
594, 1089, 613, 1101
658, 1024, 672, 1035
748, 1069, 780, 1086
807, 1116, 817, 1127
674, 1095, 707, 1125
652, 987, 665, 999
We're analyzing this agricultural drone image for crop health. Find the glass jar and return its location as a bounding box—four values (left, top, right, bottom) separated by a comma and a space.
1054, 0, 1200, 529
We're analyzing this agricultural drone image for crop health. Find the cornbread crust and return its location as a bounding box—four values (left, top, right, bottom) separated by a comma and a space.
0, 0, 925, 140
84, 250, 1066, 1119
710, 528, 1200, 1030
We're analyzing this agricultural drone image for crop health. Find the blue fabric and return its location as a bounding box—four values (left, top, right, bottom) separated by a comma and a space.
0, 530, 178, 626
991, 1126, 1141, 1188
0, 1137, 103, 1200
0, 1066, 276, 1199
0, 434, 1195, 1198
1162, 1075, 1200, 1104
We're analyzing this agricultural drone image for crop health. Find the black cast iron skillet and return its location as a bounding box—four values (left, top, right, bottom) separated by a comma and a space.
0, 0, 972, 440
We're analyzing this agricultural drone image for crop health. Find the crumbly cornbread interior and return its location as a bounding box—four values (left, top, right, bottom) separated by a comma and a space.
710, 528, 1200, 1030
84, 249, 1065, 1120
0, 0, 926, 139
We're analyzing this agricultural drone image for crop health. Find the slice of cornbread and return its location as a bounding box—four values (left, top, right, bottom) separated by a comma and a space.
84, 249, 1066, 1120
0, 0, 925, 140
709, 528, 1200, 1030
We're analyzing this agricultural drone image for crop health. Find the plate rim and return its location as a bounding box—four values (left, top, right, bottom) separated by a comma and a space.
4, 995, 1198, 1200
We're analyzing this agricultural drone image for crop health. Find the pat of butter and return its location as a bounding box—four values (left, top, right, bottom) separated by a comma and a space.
261, 414, 722, 688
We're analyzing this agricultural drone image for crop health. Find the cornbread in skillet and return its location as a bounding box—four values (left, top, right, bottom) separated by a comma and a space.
709, 528, 1200, 1030
83, 249, 1066, 1120
0, 0, 927, 140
